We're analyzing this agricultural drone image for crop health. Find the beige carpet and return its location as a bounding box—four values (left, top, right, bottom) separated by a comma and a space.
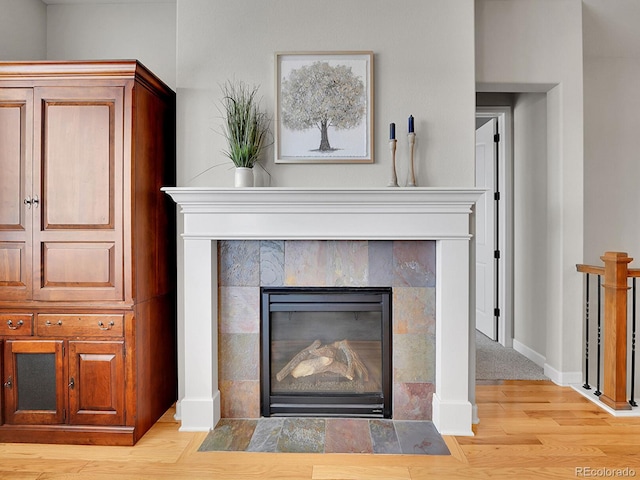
476, 330, 548, 381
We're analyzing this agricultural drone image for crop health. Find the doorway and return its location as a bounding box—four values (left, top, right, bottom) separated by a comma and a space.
475, 107, 512, 348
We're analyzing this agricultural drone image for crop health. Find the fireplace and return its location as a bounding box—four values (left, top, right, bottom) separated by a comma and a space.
261, 287, 392, 417
163, 187, 481, 436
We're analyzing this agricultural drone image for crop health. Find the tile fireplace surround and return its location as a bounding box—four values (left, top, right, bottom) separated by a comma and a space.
163, 187, 483, 436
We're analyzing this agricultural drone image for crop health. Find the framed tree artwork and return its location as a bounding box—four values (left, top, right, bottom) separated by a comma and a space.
275, 51, 374, 163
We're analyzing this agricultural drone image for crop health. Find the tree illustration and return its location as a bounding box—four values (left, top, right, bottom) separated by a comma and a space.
281, 61, 365, 152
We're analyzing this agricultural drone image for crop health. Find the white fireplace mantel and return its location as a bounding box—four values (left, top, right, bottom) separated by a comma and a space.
163, 187, 483, 436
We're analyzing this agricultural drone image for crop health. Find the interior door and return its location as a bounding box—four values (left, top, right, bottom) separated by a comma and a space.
475, 118, 497, 340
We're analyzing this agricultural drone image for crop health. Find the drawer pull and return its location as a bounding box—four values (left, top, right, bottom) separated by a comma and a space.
45, 320, 63, 327
7, 320, 24, 330
98, 320, 115, 330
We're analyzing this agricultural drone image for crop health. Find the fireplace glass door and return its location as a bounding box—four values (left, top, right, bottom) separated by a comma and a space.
261, 287, 391, 418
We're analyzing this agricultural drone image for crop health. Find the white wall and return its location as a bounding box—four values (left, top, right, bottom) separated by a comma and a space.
583, 0, 640, 264
582, 0, 640, 395
176, 0, 476, 188
0, 0, 46, 60
513, 93, 547, 358
46, 1, 177, 89
476, 0, 584, 384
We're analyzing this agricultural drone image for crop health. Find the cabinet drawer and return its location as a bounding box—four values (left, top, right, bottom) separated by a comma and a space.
0, 314, 33, 336
36, 314, 124, 337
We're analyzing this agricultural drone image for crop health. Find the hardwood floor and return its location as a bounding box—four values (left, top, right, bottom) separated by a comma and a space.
1, 380, 639, 479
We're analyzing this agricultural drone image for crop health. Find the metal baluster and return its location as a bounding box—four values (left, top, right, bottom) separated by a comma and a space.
595, 274, 602, 396
583, 273, 591, 390
630, 278, 638, 407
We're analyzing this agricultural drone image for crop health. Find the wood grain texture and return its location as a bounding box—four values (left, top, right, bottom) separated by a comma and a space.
0, 381, 638, 479
0, 61, 177, 445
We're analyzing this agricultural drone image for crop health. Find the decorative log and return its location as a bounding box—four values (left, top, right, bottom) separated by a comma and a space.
325, 360, 352, 379
334, 340, 370, 381
276, 340, 321, 381
341, 340, 370, 381
334, 340, 355, 379
291, 357, 333, 378
277, 339, 369, 382
310, 345, 337, 359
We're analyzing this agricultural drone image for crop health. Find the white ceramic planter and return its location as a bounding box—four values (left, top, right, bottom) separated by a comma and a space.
234, 167, 254, 187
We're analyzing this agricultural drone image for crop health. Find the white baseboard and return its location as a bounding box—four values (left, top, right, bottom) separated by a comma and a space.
177, 392, 221, 432
512, 338, 545, 367
571, 384, 640, 417
544, 363, 582, 386
432, 393, 474, 436
511, 339, 583, 387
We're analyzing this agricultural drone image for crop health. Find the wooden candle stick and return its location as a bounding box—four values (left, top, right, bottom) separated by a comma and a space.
407, 132, 416, 187
387, 139, 398, 187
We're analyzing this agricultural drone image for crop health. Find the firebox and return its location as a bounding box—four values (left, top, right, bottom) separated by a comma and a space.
260, 287, 392, 418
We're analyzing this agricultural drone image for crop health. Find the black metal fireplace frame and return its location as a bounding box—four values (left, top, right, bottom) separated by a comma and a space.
260, 286, 392, 418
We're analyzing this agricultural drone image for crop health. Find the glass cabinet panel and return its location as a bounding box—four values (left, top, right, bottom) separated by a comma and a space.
3, 340, 64, 424
16, 353, 57, 411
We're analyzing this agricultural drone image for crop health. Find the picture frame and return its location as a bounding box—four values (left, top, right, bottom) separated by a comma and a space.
275, 51, 374, 164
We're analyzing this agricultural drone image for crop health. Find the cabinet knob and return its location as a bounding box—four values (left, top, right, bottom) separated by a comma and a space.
23, 196, 39, 208
68, 377, 75, 389
7, 320, 24, 330
3, 376, 12, 389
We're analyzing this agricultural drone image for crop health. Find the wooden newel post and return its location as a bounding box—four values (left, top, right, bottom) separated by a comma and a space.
600, 251, 632, 410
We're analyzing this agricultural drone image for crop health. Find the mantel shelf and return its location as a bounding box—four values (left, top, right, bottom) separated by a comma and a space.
163, 187, 484, 241
163, 187, 483, 208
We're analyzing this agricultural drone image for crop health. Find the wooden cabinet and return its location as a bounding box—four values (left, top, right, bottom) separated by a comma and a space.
0, 61, 176, 445
2, 338, 125, 426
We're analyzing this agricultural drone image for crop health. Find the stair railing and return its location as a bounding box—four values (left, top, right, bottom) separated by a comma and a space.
577, 252, 638, 410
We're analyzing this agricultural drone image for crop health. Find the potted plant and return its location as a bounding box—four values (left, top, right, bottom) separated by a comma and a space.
220, 80, 270, 187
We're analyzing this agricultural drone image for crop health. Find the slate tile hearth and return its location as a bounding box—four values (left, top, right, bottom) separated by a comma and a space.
198, 418, 450, 455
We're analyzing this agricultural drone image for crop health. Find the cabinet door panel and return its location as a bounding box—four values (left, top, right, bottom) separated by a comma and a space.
41, 242, 115, 288
33, 86, 124, 302
3, 340, 65, 425
0, 243, 25, 285
0, 89, 32, 301
0, 100, 24, 227
68, 341, 125, 426
43, 103, 112, 229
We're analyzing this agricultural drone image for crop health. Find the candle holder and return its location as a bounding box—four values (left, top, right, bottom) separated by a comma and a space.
387, 139, 398, 187
407, 132, 416, 187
